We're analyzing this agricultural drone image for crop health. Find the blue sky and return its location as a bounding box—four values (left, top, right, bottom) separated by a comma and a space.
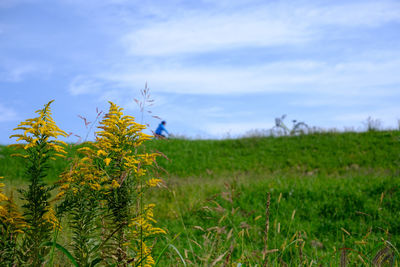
1, 0, 400, 144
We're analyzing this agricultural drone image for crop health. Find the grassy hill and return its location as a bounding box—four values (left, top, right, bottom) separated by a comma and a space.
2, 130, 398, 181
1, 130, 399, 265
145, 130, 400, 177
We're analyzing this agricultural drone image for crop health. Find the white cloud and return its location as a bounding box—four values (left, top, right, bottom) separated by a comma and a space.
121, 1, 400, 56
98, 61, 318, 95
97, 57, 400, 96
0, 103, 18, 122
122, 8, 310, 56
69, 76, 103, 96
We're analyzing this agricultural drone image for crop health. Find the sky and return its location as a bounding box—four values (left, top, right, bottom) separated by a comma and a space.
0, 0, 400, 144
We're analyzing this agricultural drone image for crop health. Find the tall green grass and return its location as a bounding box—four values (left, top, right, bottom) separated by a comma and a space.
150, 173, 399, 265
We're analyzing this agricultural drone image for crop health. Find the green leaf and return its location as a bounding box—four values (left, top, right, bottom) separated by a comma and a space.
168, 244, 187, 267
88, 258, 102, 267
154, 234, 180, 267
42, 241, 79, 267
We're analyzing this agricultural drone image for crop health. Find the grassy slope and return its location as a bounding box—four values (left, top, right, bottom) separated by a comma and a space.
144, 130, 399, 177
1, 130, 399, 265
1, 130, 398, 181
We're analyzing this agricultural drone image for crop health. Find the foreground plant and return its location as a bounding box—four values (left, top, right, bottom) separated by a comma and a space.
57, 102, 165, 266
9, 100, 67, 266
96, 102, 162, 264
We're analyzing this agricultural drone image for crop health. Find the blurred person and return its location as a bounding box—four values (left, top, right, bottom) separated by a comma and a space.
155, 121, 169, 138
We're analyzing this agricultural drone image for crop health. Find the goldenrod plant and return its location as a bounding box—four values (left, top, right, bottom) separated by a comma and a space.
9, 100, 67, 266
57, 102, 165, 266
95, 102, 163, 265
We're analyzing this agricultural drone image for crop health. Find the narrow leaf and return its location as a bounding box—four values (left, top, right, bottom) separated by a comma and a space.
42, 241, 79, 267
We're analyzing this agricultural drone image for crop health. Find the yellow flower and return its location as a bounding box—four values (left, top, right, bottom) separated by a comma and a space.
55, 191, 65, 199
90, 183, 101, 191
97, 150, 107, 156
0, 196, 27, 234
146, 178, 162, 187
0, 177, 8, 202
78, 146, 94, 156
43, 206, 61, 230
104, 158, 111, 166
129, 204, 166, 237
60, 183, 70, 190
111, 179, 120, 188
81, 157, 91, 163
0, 192, 8, 202
0, 205, 7, 216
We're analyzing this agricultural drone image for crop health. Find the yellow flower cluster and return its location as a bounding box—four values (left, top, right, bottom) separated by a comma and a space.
129, 204, 166, 238
0, 176, 7, 202
138, 153, 159, 166
9, 100, 68, 159
135, 241, 155, 267
96, 102, 153, 157
111, 179, 120, 188
0, 177, 27, 234
104, 158, 111, 166
93, 102, 158, 186
57, 153, 104, 199
43, 206, 61, 230
0, 177, 8, 218
129, 204, 166, 267
146, 178, 162, 187
57, 102, 157, 197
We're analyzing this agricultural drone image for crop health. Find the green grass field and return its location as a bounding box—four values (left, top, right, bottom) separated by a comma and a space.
1, 130, 399, 265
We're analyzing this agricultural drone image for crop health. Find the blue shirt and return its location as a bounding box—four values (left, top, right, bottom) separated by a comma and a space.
155, 123, 168, 135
